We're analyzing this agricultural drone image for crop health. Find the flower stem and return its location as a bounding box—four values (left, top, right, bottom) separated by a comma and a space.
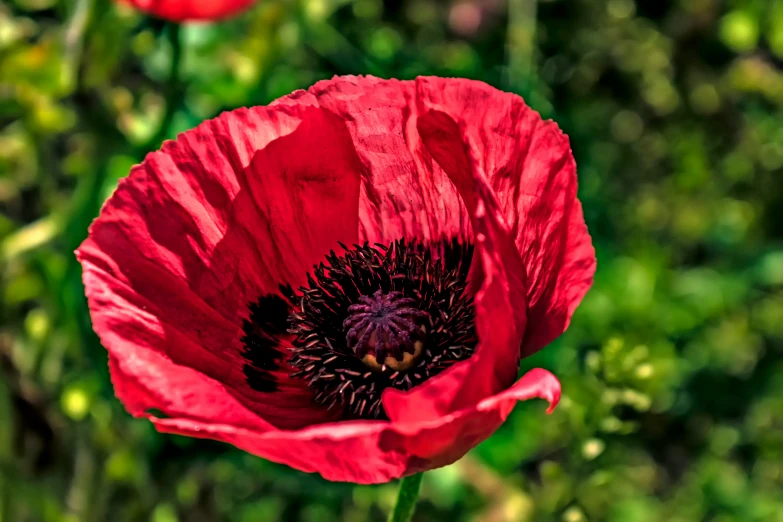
388, 473, 423, 522
146, 22, 182, 151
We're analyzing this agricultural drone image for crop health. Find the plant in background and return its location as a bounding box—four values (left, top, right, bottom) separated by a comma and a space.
114, 0, 260, 151
76, 75, 595, 518
119, 0, 257, 21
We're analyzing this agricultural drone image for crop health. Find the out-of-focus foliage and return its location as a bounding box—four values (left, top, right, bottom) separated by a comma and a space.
1, 0, 783, 520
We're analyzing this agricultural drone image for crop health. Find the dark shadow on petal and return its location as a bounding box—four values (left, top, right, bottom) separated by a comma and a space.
241, 294, 290, 393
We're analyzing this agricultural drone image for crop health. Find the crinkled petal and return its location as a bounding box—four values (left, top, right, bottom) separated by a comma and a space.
309, 77, 472, 244
78, 103, 362, 428
119, 0, 256, 21
85, 266, 274, 432
381, 108, 528, 423
413, 76, 596, 355
148, 369, 560, 484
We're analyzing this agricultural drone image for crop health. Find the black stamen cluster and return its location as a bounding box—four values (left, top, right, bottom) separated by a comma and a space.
284, 238, 476, 420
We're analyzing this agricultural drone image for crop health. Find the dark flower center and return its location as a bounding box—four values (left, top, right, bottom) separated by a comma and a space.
344, 290, 429, 371
241, 239, 477, 420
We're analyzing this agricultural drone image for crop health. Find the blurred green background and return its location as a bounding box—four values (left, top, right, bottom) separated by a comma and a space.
2, 0, 783, 520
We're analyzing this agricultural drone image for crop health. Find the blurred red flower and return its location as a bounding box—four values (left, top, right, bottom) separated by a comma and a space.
119, 0, 256, 21
77, 76, 595, 483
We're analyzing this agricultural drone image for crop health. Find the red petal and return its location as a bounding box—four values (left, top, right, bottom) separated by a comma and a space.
148, 369, 560, 484
85, 264, 273, 432
118, 0, 256, 21
309, 77, 472, 245
78, 103, 361, 428
382, 108, 529, 423
413, 77, 596, 356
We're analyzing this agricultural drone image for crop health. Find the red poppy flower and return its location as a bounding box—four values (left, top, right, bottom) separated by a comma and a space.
119, 0, 256, 21
77, 76, 595, 484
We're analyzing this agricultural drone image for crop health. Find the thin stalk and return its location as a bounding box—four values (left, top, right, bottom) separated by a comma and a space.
145, 23, 183, 150
388, 473, 424, 522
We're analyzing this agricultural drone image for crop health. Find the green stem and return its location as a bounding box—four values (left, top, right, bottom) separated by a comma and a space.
145, 23, 182, 151
388, 473, 423, 522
